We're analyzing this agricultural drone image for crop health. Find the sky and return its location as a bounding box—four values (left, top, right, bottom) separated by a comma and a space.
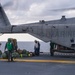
0, 0, 75, 25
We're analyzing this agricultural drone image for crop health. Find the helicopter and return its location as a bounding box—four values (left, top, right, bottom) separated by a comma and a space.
1, 3, 75, 56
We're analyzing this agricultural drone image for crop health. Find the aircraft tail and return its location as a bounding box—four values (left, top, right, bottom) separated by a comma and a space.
0, 4, 11, 26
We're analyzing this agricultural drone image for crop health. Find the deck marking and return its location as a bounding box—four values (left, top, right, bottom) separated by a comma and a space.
0, 58, 75, 64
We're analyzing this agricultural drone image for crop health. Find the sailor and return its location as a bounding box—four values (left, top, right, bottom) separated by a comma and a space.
5, 38, 14, 62
34, 40, 40, 56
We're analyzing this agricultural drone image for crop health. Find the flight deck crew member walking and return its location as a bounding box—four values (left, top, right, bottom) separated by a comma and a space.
5, 38, 14, 62
50, 42, 55, 56
34, 40, 39, 56
37, 41, 40, 56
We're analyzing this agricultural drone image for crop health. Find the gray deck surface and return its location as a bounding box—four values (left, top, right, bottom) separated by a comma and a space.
0, 53, 75, 75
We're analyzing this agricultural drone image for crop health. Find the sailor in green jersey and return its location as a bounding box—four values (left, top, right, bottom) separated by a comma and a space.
5, 38, 14, 62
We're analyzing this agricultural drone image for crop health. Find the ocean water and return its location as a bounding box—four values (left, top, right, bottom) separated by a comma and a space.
0, 41, 50, 52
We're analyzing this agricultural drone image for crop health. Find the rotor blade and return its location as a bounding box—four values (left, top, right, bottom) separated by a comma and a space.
50, 7, 75, 11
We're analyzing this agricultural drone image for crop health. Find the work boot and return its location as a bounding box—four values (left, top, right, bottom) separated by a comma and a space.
11, 57, 14, 62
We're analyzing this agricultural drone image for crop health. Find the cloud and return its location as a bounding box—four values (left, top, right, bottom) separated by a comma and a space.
0, 0, 75, 25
